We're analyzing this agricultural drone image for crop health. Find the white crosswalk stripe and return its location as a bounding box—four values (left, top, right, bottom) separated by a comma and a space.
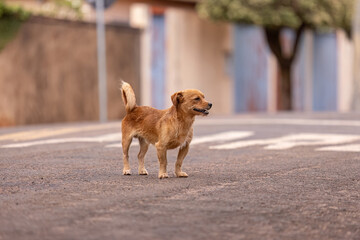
1, 133, 121, 148
209, 133, 360, 152
317, 144, 360, 152
105, 131, 253, 148
195, 118, 360, 127
1, 131, 360, 153
191, 131, 253, 145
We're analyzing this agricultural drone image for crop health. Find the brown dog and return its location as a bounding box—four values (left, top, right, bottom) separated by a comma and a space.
120, 81, 212, 179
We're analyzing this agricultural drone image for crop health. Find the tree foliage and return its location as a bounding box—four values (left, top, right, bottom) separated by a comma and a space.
198, 0, 355, 36
0, 1, 30, 21
0, 1, 30, 51
45, 0, 83, 19
0, 0, 82, 52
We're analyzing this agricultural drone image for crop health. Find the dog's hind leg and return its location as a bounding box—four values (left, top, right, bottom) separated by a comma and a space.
138, 137, 149, 175
122, 135, 132, 175
175, 142, 189, 178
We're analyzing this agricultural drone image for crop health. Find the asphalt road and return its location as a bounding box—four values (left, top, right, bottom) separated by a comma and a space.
1, 113, 360, 240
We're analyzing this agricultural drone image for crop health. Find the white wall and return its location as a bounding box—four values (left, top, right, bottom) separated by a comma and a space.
353, 0, 360, 111
337, 30, 354, 112
165, 8, 233, 114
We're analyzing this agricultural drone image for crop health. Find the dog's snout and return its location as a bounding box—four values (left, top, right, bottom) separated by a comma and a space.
208, 103, 212, 109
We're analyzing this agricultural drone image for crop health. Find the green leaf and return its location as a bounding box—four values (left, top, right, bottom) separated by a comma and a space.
198, 0, 355, 34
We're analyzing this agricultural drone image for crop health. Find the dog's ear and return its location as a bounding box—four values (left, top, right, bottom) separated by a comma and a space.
171, 91, 183, 107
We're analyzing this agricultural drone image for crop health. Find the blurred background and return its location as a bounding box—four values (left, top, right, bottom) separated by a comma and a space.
0, 0, 359, 126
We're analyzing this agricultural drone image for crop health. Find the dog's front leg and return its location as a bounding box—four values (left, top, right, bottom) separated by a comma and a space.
175, 142, 189, 178
155, 143, 169, 179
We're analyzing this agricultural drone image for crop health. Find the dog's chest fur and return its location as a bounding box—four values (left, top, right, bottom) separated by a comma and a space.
166, 126, 192, 149
158, 116, 194, 149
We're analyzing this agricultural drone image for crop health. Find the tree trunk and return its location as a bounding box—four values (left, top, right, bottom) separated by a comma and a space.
279, 63, 292, 110
264, 25, 305, 111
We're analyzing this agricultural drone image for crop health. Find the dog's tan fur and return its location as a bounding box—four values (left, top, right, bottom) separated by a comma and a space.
120, 81, 212, 179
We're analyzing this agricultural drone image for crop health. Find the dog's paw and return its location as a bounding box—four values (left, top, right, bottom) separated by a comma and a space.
138, 168, 148, 175
123, 169, 131, 175
158, 172, 169, 179
175, 171, 188, 178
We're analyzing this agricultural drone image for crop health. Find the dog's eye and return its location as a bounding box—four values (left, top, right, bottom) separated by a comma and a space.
194, 97, 200, 101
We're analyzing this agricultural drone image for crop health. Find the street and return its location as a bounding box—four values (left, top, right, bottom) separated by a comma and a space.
1, 113, 360, 239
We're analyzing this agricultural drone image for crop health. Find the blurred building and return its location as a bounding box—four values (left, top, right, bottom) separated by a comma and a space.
116, 0, 356, 113
124, 1, 233, 114
1, 0, 359, 126
0, 0, 141, 126
353, 0, 360, 111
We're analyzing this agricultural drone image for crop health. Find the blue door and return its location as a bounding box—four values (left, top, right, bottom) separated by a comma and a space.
233, 25, 269, 112
151, 14, 166, 109
312, 32, 338, 111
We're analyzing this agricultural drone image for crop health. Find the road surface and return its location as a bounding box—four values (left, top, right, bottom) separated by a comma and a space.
1, 113, 360, 239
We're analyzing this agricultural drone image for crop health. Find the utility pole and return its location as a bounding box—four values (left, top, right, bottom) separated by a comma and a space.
96, 0, 107, 122
353, 0, 360, 111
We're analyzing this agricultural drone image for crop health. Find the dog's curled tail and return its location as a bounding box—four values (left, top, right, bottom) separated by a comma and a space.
121, 81, 136, 113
